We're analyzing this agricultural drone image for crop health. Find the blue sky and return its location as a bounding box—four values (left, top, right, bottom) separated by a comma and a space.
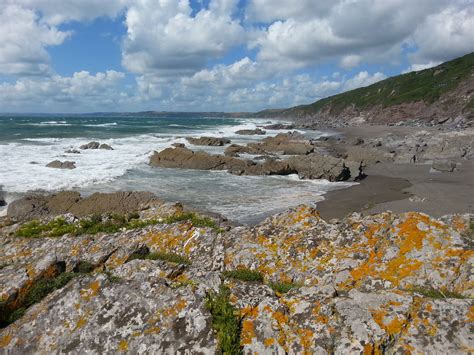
0, 0, 473, 113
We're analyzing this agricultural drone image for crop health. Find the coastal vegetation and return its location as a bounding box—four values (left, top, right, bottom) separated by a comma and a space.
14, 211, 219, 238
256, 52, 474, 117
223, 269, 264, 283
206, 286, 242, 354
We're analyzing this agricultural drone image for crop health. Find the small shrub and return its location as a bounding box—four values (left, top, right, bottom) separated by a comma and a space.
223, 269, 264, 283
268, 281, 300, 294
408, 286, 466, 299
206, 286, 242, 354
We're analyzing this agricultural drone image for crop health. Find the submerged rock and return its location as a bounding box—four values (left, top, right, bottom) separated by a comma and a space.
186, 137, 231, 146
46, 160, 76, 169
99, 143, 113, 150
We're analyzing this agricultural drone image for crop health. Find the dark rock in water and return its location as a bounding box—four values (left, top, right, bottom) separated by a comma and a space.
0, 198, 6, 207
65, 149, 81, 154
80, 141, 100, 150
99, 143, 113, 150
262, 123, 295, 130
172, 143, 186, 148
149, 147, 249, 171
432, 160, 457, 172
46, 160, 76, 169
186, 137, 231, 146
235, 128, 266, 135
7, 191, 158, 221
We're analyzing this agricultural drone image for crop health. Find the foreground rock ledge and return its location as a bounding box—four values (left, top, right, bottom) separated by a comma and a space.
0, 200, 472, 353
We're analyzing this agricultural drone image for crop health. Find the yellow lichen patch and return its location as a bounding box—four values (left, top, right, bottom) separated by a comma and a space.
118, 340, 129, 352
105, 253, 129, 270
80, 280, 101, 302
467, 305, 474, 323
0, 334, 12, 348
370, 308, 406, 336
240, 319, 256, 345
297, 328, 314, 353
263, 338, 275, 347
74, 316, 87, 330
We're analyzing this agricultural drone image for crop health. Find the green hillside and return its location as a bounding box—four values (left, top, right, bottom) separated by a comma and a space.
258, 52, 474, 117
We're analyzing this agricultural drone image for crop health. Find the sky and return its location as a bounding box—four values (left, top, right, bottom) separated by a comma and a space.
0, 0, 473, 113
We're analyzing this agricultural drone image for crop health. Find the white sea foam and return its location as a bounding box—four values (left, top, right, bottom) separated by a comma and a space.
0, 134, 174, 193
84, 122, 118, 127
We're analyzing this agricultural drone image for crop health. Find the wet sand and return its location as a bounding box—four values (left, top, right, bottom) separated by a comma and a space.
316, 126, 474, 220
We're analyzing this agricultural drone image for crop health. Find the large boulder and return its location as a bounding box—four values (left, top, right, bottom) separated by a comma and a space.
224, 144, 254, 156
46, 160, 76, 169
99, 143, 113, 150
7, 191, 158, 221
287, 153, 352, 181
186, 137, 231, 146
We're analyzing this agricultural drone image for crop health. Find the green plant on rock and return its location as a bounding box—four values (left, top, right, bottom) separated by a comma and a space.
223, 269, 264, 283
14, 211, 221, 238
268, 281, 301, 294
408, 286, 466, 299
206, 286, 242, 354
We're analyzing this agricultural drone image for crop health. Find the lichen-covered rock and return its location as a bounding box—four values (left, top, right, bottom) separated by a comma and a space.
0, 202, 473, 353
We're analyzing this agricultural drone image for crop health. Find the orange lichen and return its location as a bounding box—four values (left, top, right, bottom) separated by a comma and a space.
0, 334, 12, 348
264, 338, 275, 347
240, 319, 256, 345
74, 317, 87, 330
80, 280, 101, 301
467, 305, 474, 323
118, 340, 129, 352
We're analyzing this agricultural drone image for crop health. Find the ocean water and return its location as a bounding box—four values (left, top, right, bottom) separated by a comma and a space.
0, 115, 352, 223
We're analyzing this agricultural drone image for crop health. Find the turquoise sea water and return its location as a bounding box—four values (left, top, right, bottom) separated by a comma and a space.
0, 115, 351, 223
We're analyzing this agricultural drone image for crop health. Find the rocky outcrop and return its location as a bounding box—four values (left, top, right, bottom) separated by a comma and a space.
0, 202, 472, 353
262, 123, 295, 130
149, 147, 250, 171
65, 149, 81, 154
7, 191, 158, 221
46, 160, 76, 169
235, 128, 266, 135
248, 133, 314, 155
150, 147, 358, 181
186, 137, 231, 146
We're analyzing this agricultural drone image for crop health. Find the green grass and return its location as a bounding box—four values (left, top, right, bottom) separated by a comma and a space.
223, 269, 264, 283
0, 270, 84, 327
128, 251, 191, 266
268, 281, 301, 294
206, 286, 242, 354
257, 52, 474, 117
408, 286, 467, 299
15, 211, 220, 238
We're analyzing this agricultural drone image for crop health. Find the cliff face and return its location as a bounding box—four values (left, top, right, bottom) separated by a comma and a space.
256, 53, 474, 127
0, 201, 473, 353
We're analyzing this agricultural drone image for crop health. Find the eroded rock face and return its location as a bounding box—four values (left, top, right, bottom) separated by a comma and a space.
0, 202, 472, 353
235, 129, 266, 135
186, 137, 231, 146
287, 153, 352, 181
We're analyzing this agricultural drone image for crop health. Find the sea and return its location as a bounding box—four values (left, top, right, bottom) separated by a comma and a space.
0, 115, 353, 224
